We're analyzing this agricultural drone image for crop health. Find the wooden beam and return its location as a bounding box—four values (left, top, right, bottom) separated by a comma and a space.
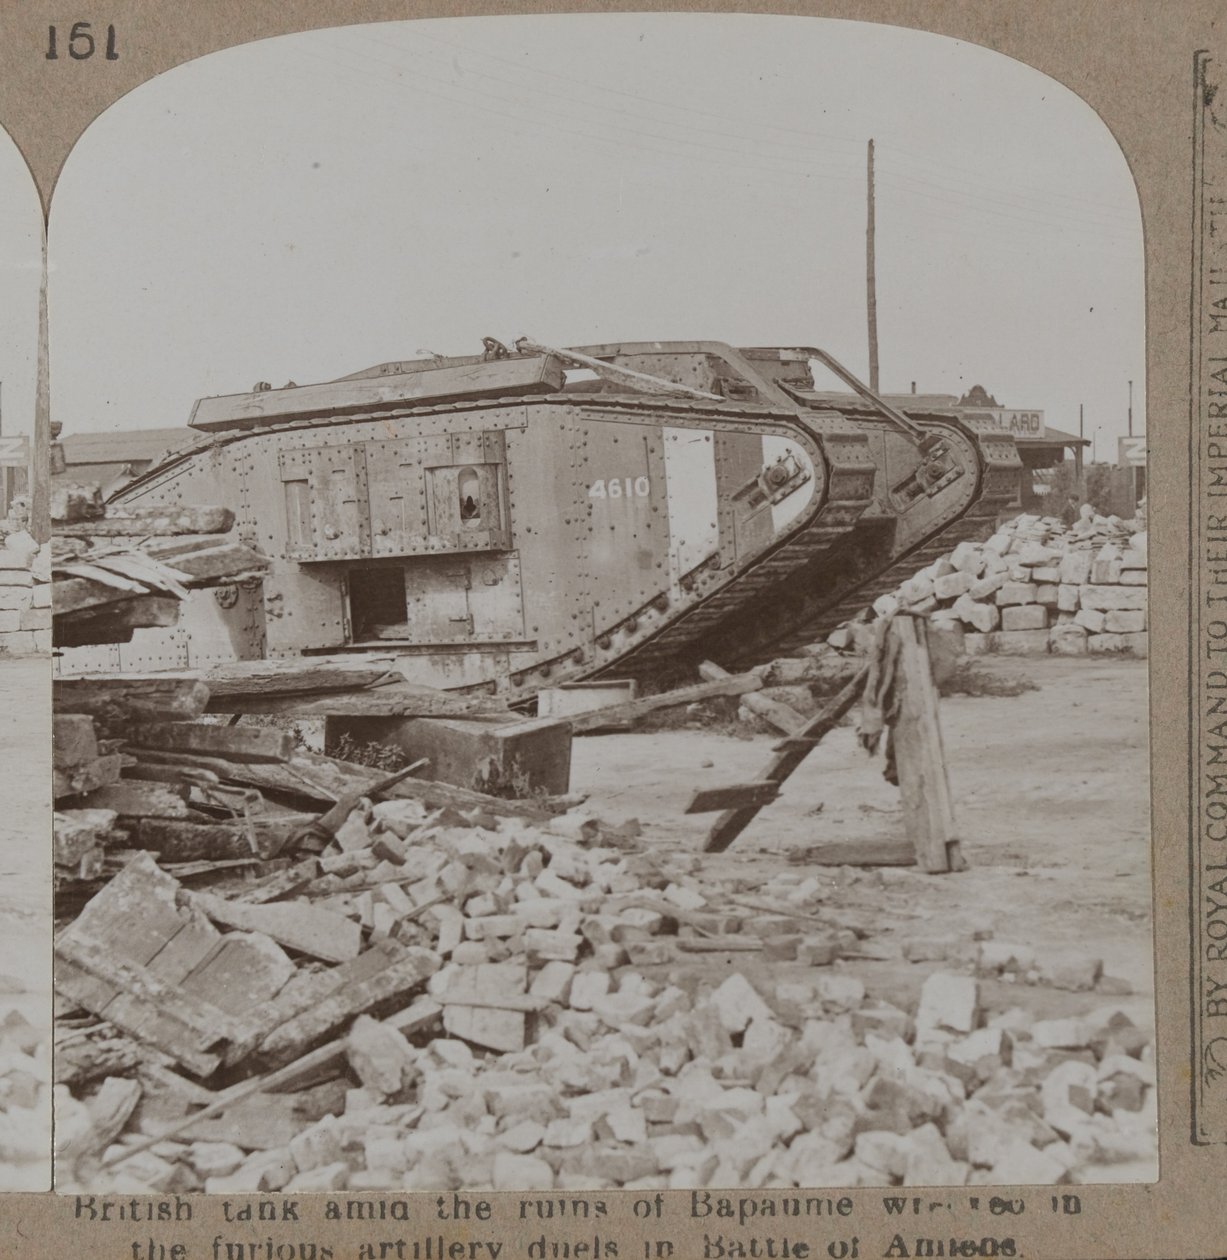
208, 681, 510, 719
698, 660, 805, 735
788, 838, 916, 867
567, 672, 762, 734
888, 617, 965, 874
685, 780, 780, 814
185, 891, 362, 964
128, 722, 293, 764
131, 815, 316, 862
53, 505, 235, 537
703, 665, 869, 853
54, 677, 211, 723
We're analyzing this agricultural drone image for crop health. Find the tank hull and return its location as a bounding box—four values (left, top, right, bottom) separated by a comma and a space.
57, 343, 1021, 691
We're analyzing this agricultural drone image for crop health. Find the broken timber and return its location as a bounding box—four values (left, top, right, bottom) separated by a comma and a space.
698, 660, 806, 735
702, 664, 870, 853
888, 616, 966, 874
128, 722, 293, 764
566, 671, 762, 734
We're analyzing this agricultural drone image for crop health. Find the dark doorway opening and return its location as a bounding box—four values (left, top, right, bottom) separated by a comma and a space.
349, 565, 407, 639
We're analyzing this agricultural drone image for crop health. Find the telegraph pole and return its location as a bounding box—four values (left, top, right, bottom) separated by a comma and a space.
32, 232, 50, 542
1128, 379, 1133, 438
1077, 402, 1085, 483
866, 138, 880, 393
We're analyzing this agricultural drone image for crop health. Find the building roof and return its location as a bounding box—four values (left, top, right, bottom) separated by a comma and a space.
1017, 425, 1089, 448
61, 427, 199, 465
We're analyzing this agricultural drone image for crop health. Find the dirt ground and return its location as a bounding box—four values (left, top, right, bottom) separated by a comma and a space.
0, 655, 51, 1189
570, 655, 1154, 1033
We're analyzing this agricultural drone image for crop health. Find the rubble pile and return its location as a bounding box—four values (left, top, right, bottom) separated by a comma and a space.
0, 520, 50, 657
54, 787, 1156, 1193
828, 512, 1147, 661
51, 482, 268, 651
0, 977, 52, 1189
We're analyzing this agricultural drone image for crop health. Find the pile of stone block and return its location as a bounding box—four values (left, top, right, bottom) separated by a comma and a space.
57, 792, 1155, 1193
0, 527, 50, 657
0, 978, 51, 1189
830, 511, 1147, 660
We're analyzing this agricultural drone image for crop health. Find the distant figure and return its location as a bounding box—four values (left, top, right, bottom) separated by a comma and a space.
461, 494, 480, 522
1060, 494, 1080, 527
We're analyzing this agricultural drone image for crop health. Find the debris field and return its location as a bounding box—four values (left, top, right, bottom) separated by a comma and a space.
50, 500, 1156, 1194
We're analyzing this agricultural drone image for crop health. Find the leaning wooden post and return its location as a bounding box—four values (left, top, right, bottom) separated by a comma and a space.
888, 615, 966, 873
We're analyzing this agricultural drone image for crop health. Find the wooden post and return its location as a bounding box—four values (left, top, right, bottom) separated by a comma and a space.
888, 616, 966, 873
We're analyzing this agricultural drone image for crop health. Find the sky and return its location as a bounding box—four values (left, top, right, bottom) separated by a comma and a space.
47, 13, 1144, 455
0, 130, 42, 437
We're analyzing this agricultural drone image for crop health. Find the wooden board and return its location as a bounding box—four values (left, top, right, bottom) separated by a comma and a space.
53, 677, 211, 723
53, 504, 235, 537
889, 617, 965, 874
131, 815, 315, 862
211, 682, 511, 718
685, 780, 780, 814
77, 779, 193, 819
186, 890, 362, 964
703, 664, 869, 853
129, 722, 292, 764
698, 660, 806, 735
567, 672, 763, 734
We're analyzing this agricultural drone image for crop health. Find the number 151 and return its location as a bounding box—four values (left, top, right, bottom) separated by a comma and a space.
47, 22, 119, 61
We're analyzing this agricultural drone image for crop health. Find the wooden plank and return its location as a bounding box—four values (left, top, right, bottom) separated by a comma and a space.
234, 858, 320, 904
186, 890, 362, 964
51, 575, 139, 616
704, 664, 869, 853
54, 504, 235, 537
567, 672, 763, 734
788, 838, 917, 867
53, 677, 211, 723
202, 662, 400, 698
889, 617, 965, 874
55, 940, 227, 1078
698, 660, 805, 735
77, 780, 192, 819
53, 714, 98, 769
141, 537, 268, 583
54, 595, 182, 647
211, 682, 512, 718
101, 997, 442, 1168
254, 947, 440, 1069
129, 721, 292, 764
290, 749, 568, 820
132, 749, 336, 804
685, 780, 780, 815
131, 816, 316, 862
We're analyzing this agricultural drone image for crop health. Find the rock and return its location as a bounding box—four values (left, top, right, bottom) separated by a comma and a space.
1105, 609, 1146, 633
284, 1160, 350, 1191
1049, 624, 1088, 656
346, 1016, 416, 1097
1036, 952, 1103, 992
569, 972, 611, 1011
1058, 550, 1093, 584
916, 972, 979, 1037
901, 1122, 969, 1186
289, 1119, 343, 1174
995, 583, 1037, 606
933, 571, 975, 601
989, 1138, 1069, 1184
952, 595, 998, 633
1032, 1018, 1092, 1050
1079, 584, 1146, 611
992, 629, 1050, 656
1000, 604, 1047, 631
710, 973, 774, 1032
978, 941, 1036, 974
950, 542, 986, 575
969, 571, 1008, 601
188, 1142, 246, 1179
1057, 583, 1080, 612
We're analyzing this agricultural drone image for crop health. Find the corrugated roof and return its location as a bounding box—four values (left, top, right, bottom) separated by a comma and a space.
1017, 425, 1089, 447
